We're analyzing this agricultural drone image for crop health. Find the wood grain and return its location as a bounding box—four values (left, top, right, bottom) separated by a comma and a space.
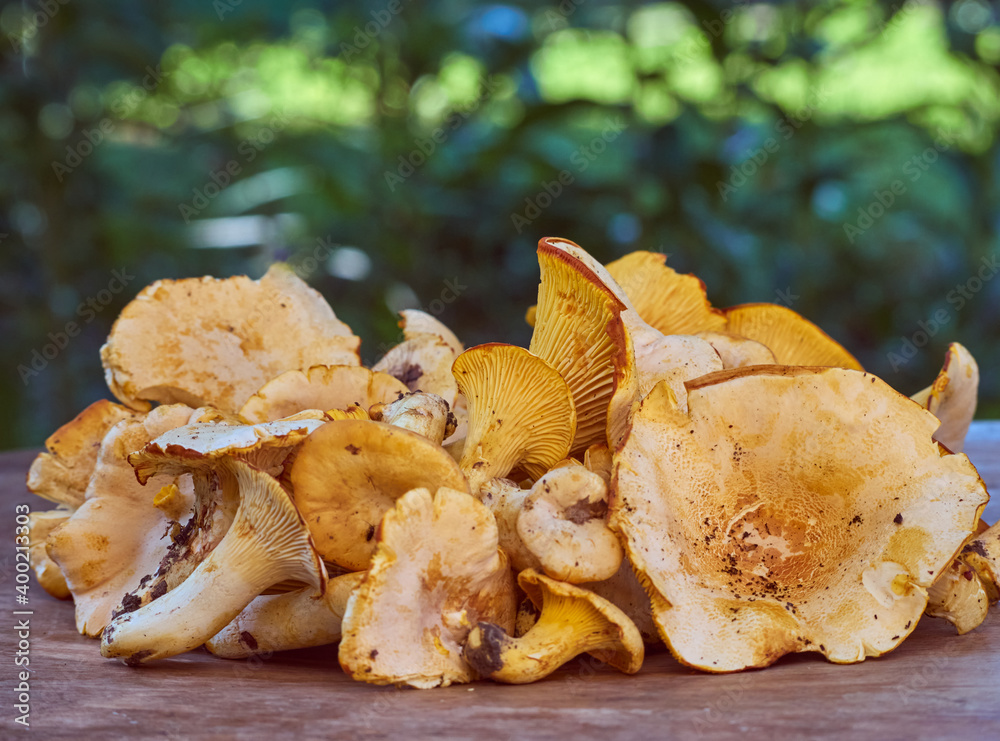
2, 423, 999, 740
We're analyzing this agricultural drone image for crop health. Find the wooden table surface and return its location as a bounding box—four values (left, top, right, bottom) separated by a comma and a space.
3, 423, 1000, 740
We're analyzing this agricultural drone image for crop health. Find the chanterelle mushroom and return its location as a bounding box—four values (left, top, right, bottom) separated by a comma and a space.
101, 460, 324, 665
611, 366, 988, 672
369, 391, 456, 445
695, 331, 776, 369
723, 303, 862, 370
47, 404, 197, 636
101, 264, 361, 414
207, 571, 365, 659
452, 343, 576, 492
238, 365, 407, 424
374, 310, 463, 408
464, 569, 643, 684
338, 486, 516, 688
517, 463, 623, 584
289, 419, 469, 571
910, 342, 978, 453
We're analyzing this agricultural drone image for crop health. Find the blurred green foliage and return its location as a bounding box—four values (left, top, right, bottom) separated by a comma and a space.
1, 0, 999, 450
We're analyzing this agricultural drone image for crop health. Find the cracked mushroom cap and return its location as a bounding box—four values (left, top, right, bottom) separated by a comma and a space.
101, 264, 361, 414
27, 399, 137, 508
696, 331, 776, 369
605, 250, 726, 336
128, 415, 327, 484
338, 486, 517, 688
464, 569, 643, 684
610, 366, 988, 672
910, 342, 978, 453
47, 404, 198, 636
723, 303, 862, 370
528, 239, 630, 457
517, 463, 623, 584
452, 343, 577, 491
239, 365, 407, 424
289, 419, 469, 571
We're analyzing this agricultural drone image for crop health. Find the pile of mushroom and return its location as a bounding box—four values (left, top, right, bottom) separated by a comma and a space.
26, 241, 994, 686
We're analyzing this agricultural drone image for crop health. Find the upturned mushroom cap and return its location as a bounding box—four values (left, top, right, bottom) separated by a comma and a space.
605, 250, 726, 336
925, 555, 990, 634
453, 343, 576, 491
289, 419, 469, 570
910, 342, 978, 453
528, 239, 630, 456
374, 335, 461, 407
338, 486, 517, 688
399, 309, 463, 355
369, 391, 456, 445
100, 264, 361, 414
962, 521, 1000, 601
27, 399, 136, 508
101, 460, 325, 664
696, 331, 777, 369
239, 365, 407, 424
47, 404, 198, 636
583, 443, 613, 484
580, 561, 658, 643
517, 463, 623, 583
206, 571, 365, 659
611, 367, 988, 672
28, 510, 72, 600
723, 303, 862, 370
463, 569, 644, 684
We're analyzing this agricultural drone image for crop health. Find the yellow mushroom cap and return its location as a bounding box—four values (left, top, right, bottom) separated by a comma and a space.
528, 239, 629, 457
46, 404, 199, 636
289, 419, 469, 570
910, 342, 978, 453
611, 366, 988, 672
696, 331, 777, 369
452, 343, 576, 490
925, 555, 990, 634
27, 399, 137, 508
28, 510, 72, 600
238, 365, 407, 424
100, 264, 361, 414
374, 335, 461, 407
338, 486, 516, 688
723, 303, 862, 370
605, 250, 726, 336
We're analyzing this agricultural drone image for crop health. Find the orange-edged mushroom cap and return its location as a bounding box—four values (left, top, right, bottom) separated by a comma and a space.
696, 331, 776, 369
100, 264, 361, 414
452, 343, 576, 491
605, 250, 726, 336
528, 239, 629, 457
910, 342, 978, 453
338, 486, 516, 688
289, 419, 469, 570
27, 399, 137, 508
611, 366, 988, 672
723, 303, 862, 370
238, 365, 407, 424
46, 404, 198, 636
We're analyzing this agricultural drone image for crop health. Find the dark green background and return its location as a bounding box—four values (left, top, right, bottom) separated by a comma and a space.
2, 0, 999, 450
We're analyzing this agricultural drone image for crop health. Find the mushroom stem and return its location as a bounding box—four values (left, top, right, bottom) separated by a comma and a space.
465, 594, 630, 684
101, 462, 323, 665
463, 570, 642, 684
206, 572, 364, 659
